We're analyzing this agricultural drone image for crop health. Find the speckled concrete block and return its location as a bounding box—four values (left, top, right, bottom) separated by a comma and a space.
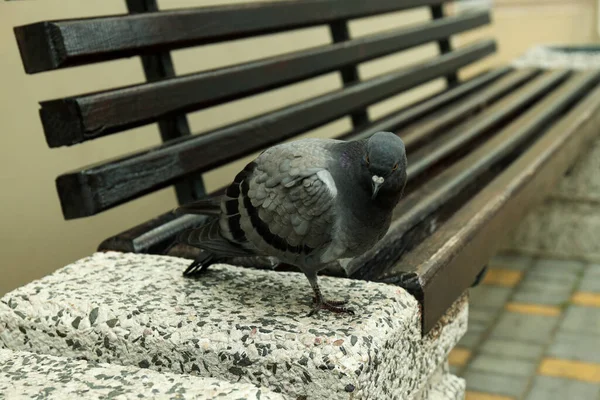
0, 348, 284, 399
502, 199, 600, 260
416, 363, 465, 400
501, 134, 600, 261
554, 135, 600, 200
0, 252, 467, 400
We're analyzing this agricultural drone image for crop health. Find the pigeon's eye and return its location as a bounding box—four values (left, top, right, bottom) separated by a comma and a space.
392, 163, 398, 171
366, 155, 370, 166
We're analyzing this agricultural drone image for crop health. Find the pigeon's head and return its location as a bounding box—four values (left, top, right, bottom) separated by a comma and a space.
364, 132, 407, 199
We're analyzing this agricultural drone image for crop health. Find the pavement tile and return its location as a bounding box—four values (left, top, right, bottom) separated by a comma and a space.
558, 305, 600, 336
463, 370, 529, 398
546, 331, 600, 364
583, 264, 600, 279
479, 338, 544, 361
469, 307, 499, 326
531, 259, 585, 276
525, 376, 600, 400
578, 279, 600, 293
511, 283, 573, 306
469, 286, 513, 310
489, 312, 559, 343
466, 392, 515, 400
489, 253, 532, 271
539, 358, 600, 383
468, 354, 537, 377
459, 331, 485, 350
482, 269, 523, 287
571, 292, 600, 307
505, 303, 561, 316
519, 272, 579, 286
449, 348, 472, 367
578, 264, 600, 292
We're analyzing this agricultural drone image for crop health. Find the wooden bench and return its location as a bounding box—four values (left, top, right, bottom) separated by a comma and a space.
12, 0, 600, 335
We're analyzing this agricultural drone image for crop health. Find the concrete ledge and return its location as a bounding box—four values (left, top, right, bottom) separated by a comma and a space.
417, 363, 465, 400
0, 348, 284, 399
502, 135, 600, 260
0, 252, 467, 399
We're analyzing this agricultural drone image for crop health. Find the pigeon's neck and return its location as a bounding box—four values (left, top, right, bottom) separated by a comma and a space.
330, 141, 397, 224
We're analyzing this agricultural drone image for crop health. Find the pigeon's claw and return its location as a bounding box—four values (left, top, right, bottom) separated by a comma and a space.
312, 296, 348, 307
306, 271, 354, 316
308, 299, 355, 316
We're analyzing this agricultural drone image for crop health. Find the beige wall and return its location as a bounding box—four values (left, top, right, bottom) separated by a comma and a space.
0, 0, 597, 295
452, 0, 599, 78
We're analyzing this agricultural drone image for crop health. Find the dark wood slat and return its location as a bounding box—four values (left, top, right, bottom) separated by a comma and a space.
393, 74, 600, 333
346, 71, 599, 285
99, 186, 227, 253
38, 12, 491, 147
126, 0, 205, 205
329, 20, 369, 128
342, 66, 511, 142
101, 212, 208, 253
99, 67, 508, 254
14, 0, 450, 73
56, 41, 495, 219
400, 68, 540, 152
406, 69, 564, 181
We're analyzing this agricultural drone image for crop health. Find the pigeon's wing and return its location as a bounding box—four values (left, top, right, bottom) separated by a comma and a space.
219, 140, 339, 260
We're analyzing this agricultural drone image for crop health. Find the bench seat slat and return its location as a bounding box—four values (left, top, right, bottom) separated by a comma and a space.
342, 66, 512, 142
56, 40, 495, 220
400, 67, 539, 152
348, 71, 600, 283
39, 12, 491, 147
406, 69, 564, 181
14, 0, 449, 74
394, 75, 600, 333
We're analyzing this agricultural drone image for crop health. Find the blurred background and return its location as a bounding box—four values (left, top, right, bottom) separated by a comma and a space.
0, 0, 598, 296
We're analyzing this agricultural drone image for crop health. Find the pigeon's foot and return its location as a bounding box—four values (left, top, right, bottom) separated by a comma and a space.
306, 272, 354, 316
308, 299, 355, 316
312, 296, 348, 307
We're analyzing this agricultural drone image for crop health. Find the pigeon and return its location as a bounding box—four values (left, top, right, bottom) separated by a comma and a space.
176, 131, 408, 315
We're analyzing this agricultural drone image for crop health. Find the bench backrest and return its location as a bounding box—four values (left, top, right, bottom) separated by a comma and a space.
14, 0, 494, 222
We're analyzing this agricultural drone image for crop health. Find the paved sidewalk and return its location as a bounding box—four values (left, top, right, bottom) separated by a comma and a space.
449, 252, 600, 400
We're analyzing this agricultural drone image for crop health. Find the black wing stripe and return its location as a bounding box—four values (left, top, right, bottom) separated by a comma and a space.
240, 173, 314, 255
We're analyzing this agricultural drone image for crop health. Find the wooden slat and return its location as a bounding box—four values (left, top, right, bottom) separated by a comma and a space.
374, 71, 600, 333
38, 12, 491, 147
14, 0, 449, 74
400, 68, 539, 152
99, 68, 510, 254
406, 69, 563, 181
56, 41, 495, 219
342, 66, 511, 142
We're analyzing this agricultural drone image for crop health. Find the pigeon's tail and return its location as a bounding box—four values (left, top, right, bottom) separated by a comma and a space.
178, 219, 230, 277
178, 218, 254, 258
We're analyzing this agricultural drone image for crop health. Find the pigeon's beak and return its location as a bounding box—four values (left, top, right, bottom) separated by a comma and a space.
371, 175, 384, 199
